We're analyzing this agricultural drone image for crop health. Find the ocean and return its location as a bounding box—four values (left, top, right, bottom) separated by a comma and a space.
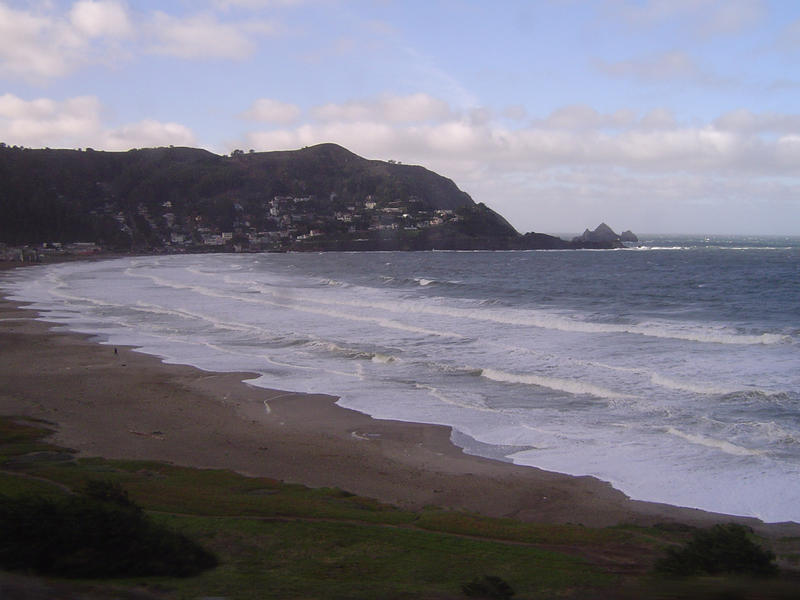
3, 235, 799, 523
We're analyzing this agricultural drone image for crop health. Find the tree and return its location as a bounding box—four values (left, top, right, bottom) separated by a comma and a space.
462, 575, 515, 599
654, 523, 778, 577
0, 481, 218, 578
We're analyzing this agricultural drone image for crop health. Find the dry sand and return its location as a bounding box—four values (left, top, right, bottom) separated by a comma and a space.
2, 262, 797, 536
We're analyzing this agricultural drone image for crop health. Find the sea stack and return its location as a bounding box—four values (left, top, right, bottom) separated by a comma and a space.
572, 223, 629, 247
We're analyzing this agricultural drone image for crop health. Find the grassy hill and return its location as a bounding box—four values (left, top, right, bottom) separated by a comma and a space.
2, 416, 799, 599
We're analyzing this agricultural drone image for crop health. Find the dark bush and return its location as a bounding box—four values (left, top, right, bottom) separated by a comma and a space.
654, 523, 778, 577
0, 481, 217, 578
81, 479, 139, 509
462, 574, 515, 599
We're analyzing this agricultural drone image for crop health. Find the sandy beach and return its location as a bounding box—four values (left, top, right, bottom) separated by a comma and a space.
2, 262, 797, 536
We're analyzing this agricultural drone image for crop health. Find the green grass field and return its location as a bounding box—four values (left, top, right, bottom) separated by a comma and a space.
2, 416, 798, 599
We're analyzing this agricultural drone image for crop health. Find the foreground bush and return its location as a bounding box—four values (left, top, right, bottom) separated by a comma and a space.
0, 481, 217, 578
462, 575, 515, 599
654, 523, 777, 577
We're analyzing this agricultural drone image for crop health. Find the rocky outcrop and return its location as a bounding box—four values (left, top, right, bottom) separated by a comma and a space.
571, 224, 638, 248
573, 223, 621, 247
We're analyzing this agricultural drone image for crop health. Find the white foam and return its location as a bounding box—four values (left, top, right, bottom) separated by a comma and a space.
664, 427, 763, 456
371, 353, 396, 364
650, 373, 740, 395
251, 285, 785, 346
480, 368, 637, 400
416, 384, 496, 412
128, 269, 462, 339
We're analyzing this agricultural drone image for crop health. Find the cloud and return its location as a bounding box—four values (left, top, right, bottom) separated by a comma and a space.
70, 0, 133, 38
241, 98, 301, 124
0, 3, 84, 80
714, 110, 800, 134
101, 119, 196, 150
0, 2, 283, 78
502, 105, 527, 121
240, 96, 800, 184
0, 1, 139, 81
213, 0, 308, 8
147, 11, 279, 59
0, 94, 102, 146
311, 93, 453, 123
603, 0, 766, 36
768, 79, 800, 92
242, 108, 799, 234
0, 1, 133, 81
533, 105, 639, 130
640, 108, 677, 129
595, 51, 709, 83
704, 0, 765, 35
778, 18, 800, 52
0, 93, 195, 151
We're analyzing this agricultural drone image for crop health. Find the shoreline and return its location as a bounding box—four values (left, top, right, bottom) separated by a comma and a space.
2, 264, 798, 537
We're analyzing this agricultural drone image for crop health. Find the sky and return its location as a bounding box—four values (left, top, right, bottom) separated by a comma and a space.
1, 1, 799, 235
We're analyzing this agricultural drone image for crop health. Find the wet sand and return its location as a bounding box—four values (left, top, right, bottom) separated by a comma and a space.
2, 263, 797, 536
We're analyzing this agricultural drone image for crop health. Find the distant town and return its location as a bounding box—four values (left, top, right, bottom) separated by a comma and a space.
1, 193, 465, 261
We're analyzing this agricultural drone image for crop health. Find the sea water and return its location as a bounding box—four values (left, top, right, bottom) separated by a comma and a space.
3, 236, 799, 522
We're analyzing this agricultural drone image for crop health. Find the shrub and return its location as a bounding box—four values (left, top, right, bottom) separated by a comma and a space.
462, 574, 515, 599
0, 480, 217, 578
81, 479, 138, 509
654, 523, 777, 577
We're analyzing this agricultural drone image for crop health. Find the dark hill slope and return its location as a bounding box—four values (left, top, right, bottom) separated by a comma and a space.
245, 143, 474, 212
0, 143, 579, 250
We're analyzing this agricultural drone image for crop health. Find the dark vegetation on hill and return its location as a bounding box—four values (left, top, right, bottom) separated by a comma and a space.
0, 480, 218, 578
654, 523, 778, 577
0, 142, 604, 252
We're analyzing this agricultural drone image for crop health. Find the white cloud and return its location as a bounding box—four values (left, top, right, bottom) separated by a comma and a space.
239, 101, 800, 216
776, 134, 800, 167
0, 3, 288, 79
596, 51, 704, 83
102, 119, 196, 150
603, 0, 765, 36
241, 98, 301, 124
501, 105, 527, 121
0, 1, 134, 81
534, 105, 639, 130
778, 19, 800, 51
0, 3, 83, 79
213, 0, 307, 8
704, 0, 765, 35
640, 108, 676, 130
241, 107, 800, 234
70, 0, 133, 38
0, 94, 102, 146
0, 93, 195, 151
528, 106, 673, 131
714, 110, 800, 134
239, 97, 800, 233
312, 93, 453, 123
768, 78, 800, 91
148, 11, 279, 59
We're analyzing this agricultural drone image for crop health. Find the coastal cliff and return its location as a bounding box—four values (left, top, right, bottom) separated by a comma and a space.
0, 143, 622, 252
